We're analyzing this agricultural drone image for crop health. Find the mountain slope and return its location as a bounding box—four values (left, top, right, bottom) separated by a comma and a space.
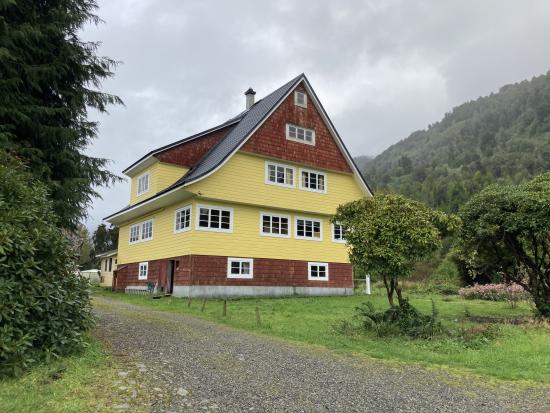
361, 71, 550, 211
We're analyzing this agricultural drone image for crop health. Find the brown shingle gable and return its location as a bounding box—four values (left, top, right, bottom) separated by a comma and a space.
241, 84, 352, 173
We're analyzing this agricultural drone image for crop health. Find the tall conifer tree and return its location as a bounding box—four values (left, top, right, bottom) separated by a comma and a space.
0, 0, 122, 229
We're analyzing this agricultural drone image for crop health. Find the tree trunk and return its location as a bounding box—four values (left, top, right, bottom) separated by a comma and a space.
532, 290, 550, 318
383, 274, 395, 306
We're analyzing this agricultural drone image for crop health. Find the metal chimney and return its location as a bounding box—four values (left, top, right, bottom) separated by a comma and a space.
244, 87, 256, 110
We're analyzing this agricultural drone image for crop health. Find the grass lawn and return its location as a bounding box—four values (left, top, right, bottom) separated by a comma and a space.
95, 287, 550, 384
0, 336, 130, 413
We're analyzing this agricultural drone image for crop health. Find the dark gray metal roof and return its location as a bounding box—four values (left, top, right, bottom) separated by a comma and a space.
176, 73, 304, 185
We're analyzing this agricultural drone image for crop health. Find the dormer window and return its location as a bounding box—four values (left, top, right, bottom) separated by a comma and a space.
286, 124, 315, 145
294, 91, 307, 108
137, 172, 149, 196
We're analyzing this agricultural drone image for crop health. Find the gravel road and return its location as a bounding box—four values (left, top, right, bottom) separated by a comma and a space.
93, 296, 549, 413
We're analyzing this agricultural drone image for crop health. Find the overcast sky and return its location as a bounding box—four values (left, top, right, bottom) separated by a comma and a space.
82, 0, 550, 230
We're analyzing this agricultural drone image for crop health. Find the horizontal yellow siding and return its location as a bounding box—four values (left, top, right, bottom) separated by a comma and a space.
185, 152, 364, 215
189, 200, 350, 262
117, 151, 365, 265
117, 199, 194, 264
129, 162, 187, 205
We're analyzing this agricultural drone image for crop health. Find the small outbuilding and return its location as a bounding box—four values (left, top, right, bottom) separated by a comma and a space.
96, 250, 118, 288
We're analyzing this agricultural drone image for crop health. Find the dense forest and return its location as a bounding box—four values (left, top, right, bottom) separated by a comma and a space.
360, 71, 550, 211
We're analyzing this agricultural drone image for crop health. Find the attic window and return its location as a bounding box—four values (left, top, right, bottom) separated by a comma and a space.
294, 91, 307, 108
286, 124, 315, 145
137, 172, 149, 196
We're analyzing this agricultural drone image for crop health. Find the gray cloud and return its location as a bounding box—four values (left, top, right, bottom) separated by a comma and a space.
82, 0, 550, 229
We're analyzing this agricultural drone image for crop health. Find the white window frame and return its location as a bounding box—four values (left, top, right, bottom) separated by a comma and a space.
138, 262, 148, 280
227, 257, 253, 279
129, 223, 140, 244
295, 216, 323, 241
174, 205, 192, 233
299, 168, 327, 193
259, 212, 291, 238
294, 91, 307, 108
137, 172, 150, 196
286, 123, 315, 145
265, 161, 296, 188
141, 219, 154, 241
195, 204, 234, 233
332, 223, 346, 243
308, 262, 329, 281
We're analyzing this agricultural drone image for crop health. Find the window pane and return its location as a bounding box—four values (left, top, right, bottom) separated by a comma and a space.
305, 130, 313, 142
199, 208, 209, 227
231, 262, 240, 274
318, 175, 325, 190
297, 220, 304, 236
286, 168, 293, 185
289, 126, 296, 138
268, 165, 276, 182
262, 215, 271, 233
281, 218, 288, 235
221, 210, 231, 229
241, 262, 250, 274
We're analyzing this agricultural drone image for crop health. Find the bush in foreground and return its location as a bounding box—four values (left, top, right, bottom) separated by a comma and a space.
0, 154, 93, 377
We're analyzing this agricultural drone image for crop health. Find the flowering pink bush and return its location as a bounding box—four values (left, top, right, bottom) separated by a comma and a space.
458, 283, 530, 301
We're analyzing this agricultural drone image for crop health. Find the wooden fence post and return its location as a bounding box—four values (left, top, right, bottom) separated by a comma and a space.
255, 303, 261, 326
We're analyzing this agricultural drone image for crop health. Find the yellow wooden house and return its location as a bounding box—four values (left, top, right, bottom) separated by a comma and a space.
105, 74, 372, 297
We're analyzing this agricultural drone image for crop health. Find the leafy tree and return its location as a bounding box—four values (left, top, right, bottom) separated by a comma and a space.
333, 194, 459, 306
0, 152, 93, 377
92, 223, 118, 254
458, 173, 550, 317
0, 0, 122, 229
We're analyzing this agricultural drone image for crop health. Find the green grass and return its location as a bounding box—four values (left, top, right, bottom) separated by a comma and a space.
0, 337, 125, 413
94, 288, 550, 383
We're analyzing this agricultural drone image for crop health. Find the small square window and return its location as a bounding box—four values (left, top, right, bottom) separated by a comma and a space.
227, 258, 253, 279
308, 262, 328, 281
332, 223, 346, 243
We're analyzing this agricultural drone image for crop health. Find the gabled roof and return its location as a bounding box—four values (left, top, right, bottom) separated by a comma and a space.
122, 116, 244, 176
95, 249, 118, 258
105, 74, 372, 223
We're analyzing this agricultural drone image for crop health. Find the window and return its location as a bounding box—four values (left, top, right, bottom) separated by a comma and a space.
295, 217, 323, 240
104, 259, 108, 271
308, 262, 328, 281
227, 258, 253, 279
294, 91, 307, 108
197, 205, 233, 232
286, 124, 315, 145
138, 262, 148, 280
141, 219, 153, 240
260, 213, 290, 237
265, 161, 295, 188
332, 223, 346, 243
174, 205, 192, 233
129, 224, 140, 243
300, 169, 327, 193
137, 172, 149, 196
108, 257, 113, 272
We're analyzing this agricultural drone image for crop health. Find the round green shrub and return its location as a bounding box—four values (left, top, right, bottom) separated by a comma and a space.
0, 154, 93, 377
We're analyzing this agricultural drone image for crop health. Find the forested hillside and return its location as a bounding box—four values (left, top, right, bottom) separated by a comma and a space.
361, 71, 550, 211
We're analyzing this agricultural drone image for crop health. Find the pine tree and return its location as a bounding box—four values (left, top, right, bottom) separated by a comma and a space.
0, 0, 122, 229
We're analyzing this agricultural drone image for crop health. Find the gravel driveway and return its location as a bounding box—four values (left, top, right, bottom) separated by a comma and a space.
93, 296, 548, 413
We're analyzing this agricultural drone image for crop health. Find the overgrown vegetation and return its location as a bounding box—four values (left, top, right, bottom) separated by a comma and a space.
0, 154, 93, 377
356, 299, 443, 338
457, 173, 550, 317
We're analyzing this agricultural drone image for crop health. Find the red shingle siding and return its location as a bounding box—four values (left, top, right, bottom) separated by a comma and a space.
113, 255, 352, 291
154, 126, 231, 168
242, 84, 352, 173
